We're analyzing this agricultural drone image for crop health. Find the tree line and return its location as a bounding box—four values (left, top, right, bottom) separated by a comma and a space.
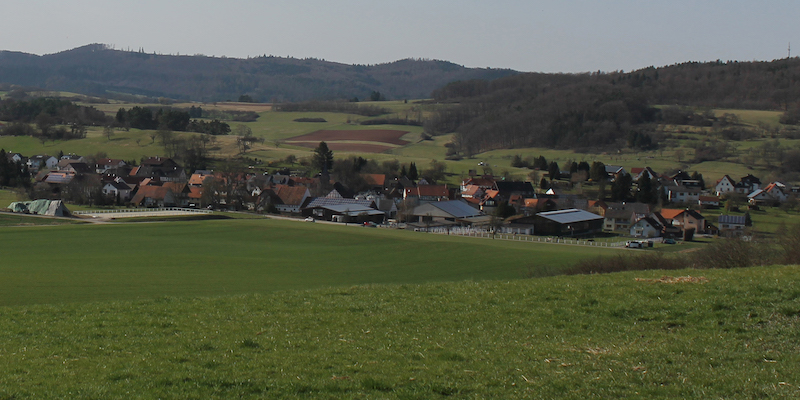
274, 101, 391, 117
0, 149, 30, 188
114, 106, 231, 135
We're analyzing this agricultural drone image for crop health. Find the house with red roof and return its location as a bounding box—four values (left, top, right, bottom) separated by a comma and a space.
460, 176, 496, 193
405, 184, 450, 204
130, 185, 177, 207
270, 185, 311, 214
657, 208, 706, 234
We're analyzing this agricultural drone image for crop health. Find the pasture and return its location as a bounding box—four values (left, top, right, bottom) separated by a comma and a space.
0, 264, 798, 398
3, 100, 791, 185
0, 218, 617, 306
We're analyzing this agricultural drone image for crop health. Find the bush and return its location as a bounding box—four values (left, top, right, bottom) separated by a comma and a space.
564, 237, 775, 276
689, 238, 772, 269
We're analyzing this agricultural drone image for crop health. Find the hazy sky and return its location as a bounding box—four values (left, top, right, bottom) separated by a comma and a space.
4, 0, 798, 73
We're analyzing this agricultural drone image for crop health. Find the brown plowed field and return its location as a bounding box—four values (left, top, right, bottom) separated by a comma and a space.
286, 129, 409, 145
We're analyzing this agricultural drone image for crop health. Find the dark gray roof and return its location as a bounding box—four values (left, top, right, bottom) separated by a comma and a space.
320, 204, 383, 216
429, 200, 483, 218
538, 209, 604, 224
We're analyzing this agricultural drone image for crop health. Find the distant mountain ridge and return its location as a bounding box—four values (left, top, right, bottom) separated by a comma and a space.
0, 44, 518, 102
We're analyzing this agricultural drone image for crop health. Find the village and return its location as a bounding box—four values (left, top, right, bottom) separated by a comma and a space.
3, 148, 783, 242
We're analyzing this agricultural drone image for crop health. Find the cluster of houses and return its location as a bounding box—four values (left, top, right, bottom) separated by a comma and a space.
5, 151, 781, 238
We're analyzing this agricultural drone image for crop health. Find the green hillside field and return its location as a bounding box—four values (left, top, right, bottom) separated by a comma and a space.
1, 101, 793, 185
0, 218, 617, 306
0, 265, 798, 398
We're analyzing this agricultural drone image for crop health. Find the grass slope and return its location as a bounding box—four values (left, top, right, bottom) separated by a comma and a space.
0, 218, 615, 306
0, 265, 798, 398
0, 212, 85, 227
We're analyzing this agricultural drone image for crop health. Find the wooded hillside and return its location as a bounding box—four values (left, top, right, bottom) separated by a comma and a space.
0, 44, 516, 102
428, 58, 800, 154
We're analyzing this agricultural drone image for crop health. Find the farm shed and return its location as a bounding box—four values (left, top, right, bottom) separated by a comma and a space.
304, 204, 385, 223
533, 209, 604, 236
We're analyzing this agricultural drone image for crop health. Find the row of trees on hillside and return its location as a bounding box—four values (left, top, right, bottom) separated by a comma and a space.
275, 101, 391, 117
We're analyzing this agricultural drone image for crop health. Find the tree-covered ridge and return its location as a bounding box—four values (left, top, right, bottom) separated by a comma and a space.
428, 58, 800, 155
0, 44, 517, 102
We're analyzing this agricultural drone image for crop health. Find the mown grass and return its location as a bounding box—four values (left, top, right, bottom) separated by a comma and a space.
0, 188, 23, 207
0, 212, 86, 226
0, 218, 616, 306
0, 265, 798, 398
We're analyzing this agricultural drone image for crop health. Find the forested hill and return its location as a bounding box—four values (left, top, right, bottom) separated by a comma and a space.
427, 58, 800, 154
0, 44, 517, 102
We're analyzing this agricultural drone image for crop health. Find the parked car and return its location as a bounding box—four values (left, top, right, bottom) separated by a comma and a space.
363, 221, 377, 227
625, 241, 643, 248
304, 217, 315, 222
663, 238, 676, 244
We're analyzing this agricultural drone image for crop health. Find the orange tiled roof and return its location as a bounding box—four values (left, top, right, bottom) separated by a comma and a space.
659, 209, 685, 220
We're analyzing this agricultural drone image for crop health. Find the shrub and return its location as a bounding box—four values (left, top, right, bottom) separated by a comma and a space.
689, 238, 772, 269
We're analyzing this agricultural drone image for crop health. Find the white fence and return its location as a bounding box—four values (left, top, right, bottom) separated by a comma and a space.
422, 226, 626, 247
73, 207, 212, 216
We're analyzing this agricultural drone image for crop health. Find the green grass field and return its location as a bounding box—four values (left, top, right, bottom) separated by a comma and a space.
0, 212, 85, 227
1, 264, 798, 398
0, 188, 24, 207
0, 218, 617, 306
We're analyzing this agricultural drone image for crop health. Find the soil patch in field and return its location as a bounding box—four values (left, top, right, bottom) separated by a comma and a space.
286, 129, 409, 145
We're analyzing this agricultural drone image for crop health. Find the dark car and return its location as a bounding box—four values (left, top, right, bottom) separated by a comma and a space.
663, 238, 676, 244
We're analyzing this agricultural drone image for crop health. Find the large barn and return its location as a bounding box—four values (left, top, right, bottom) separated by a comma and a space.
532, 209, 604, 236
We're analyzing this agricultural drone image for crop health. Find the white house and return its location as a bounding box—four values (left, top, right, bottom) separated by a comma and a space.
665, 185, 701, 203
102, 180, 134, 202
748, 182, 788, 205
715, 175, 736, 196
630, 217, 662, 238
27, 155, 58, 171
